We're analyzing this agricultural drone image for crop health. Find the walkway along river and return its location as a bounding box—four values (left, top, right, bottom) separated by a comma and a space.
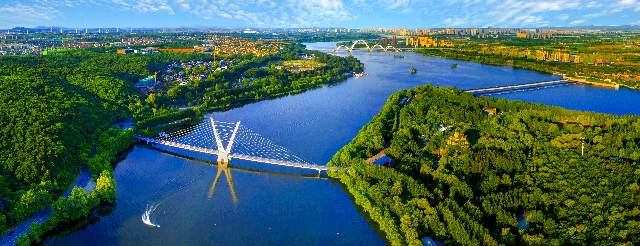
42, 42, 640, 245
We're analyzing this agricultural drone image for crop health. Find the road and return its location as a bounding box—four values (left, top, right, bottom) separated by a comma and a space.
0, 165, 94, 246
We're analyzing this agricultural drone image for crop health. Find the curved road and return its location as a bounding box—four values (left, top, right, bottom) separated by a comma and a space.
0, 165, 95, 246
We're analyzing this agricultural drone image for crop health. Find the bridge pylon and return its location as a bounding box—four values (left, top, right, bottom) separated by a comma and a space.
210, 118, 241, 163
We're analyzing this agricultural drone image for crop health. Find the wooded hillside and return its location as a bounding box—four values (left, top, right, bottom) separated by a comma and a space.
330, 84, 640, 245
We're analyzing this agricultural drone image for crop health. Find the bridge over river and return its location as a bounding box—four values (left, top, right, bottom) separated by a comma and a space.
323, 40, 421, 52
136, 118, 344, 173
463, 79, 573, 95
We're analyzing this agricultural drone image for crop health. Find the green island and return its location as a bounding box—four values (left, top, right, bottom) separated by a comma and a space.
328, 84, 640, 245
0, 39, 363, 244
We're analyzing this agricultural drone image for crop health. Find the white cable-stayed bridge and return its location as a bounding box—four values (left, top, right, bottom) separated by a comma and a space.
135, 118, 344, 173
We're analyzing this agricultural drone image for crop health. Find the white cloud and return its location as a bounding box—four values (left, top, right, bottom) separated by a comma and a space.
616, 0, 640, 11
584, 12, 605, 18
10, 0, 640, 29
442, 16, 470, 27
0, 3, 63, 26
570, 19, 585, 25
193, 0, 353, 27
481, 0, 584, 26
257, 0, 276, 8
32, 0, 81, 7
585, 1, 602, 8
383, 0, 412, 10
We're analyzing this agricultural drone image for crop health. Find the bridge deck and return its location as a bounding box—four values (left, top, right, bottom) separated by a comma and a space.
463, 79, 569, 93
135, 136, 344, 171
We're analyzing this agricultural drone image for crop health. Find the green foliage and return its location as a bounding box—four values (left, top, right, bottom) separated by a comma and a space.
416, 48, 640, 89
10, 127, 125, 245
0, 43, 356, 238
135, 108, 198, 128
151, 45, 364, 112
331, 84, 640, 245
0, 56, 129, 228
0, 50, 141, 235
96, 170, 117, 203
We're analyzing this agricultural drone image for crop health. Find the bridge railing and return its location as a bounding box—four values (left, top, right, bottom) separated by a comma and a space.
463, 80, 569, 93
135, 135, 345, 171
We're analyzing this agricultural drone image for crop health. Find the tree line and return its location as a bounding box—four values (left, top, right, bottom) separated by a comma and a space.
0, 42, 363, 236
329, 84, 640, 245
15, 127, 130, 245
0, 48, 213, 234
416, 49, 640, 89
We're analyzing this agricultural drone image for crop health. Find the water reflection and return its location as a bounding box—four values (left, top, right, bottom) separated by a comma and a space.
145, 145, 331, 180
137, 143, 337, 227
208, 163, 237, 203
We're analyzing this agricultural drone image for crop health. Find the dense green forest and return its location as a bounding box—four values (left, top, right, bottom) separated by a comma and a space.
0, 50, 176, 232
329, 84, 640, 245
16, 127, 131, 245
0, 43, 363, 235
169, 48, 363, 107
131, 44, 364, 130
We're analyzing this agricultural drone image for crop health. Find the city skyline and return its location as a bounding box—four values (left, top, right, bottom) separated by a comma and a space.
1, 0, 640, 29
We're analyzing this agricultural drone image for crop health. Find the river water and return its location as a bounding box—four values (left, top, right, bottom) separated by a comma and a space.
44, 42, 640, 245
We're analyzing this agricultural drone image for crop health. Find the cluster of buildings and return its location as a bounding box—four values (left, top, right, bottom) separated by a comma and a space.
163, 60, 237, 86
364, 28, 537, 36
120, 37, 168, 45
194, 42, 282, 56
0, 36, 168, 56
0, 42, 37, 55
190, 36, 286, 56
405, 36, 455, 47
377, 36, 398, 45
0, 40, 80, 55
363, 27, 640, 39
116, 48, 158, 54
476, 46, 619, 65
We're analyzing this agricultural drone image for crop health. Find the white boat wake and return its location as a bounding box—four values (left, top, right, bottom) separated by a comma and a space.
142, 162, 206, 228
142, 204, 160, 227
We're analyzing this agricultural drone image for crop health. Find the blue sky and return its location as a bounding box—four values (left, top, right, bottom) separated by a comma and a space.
1, 0, 640, 29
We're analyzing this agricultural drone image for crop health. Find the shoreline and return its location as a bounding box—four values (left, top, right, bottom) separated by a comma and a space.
562, 76, 620, 89
414, 50, 639, 91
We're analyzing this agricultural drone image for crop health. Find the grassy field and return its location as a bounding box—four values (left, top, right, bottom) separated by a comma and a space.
283, 60, 326, 68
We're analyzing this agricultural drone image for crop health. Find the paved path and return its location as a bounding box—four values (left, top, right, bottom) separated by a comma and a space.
366, 149, 388, 163
0, 165, 94, 246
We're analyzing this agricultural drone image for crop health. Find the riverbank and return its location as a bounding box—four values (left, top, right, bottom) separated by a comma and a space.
562, 76, 620, 88
0, 166, 95, 246
3, 128, 132, 245
414, 49, 640, 91
38, 42, 640, 245
328, 84, 640, 245
133, 74, 356, 138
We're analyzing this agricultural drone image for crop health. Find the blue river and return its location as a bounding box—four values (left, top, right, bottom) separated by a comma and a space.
43, 42, 640, 245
